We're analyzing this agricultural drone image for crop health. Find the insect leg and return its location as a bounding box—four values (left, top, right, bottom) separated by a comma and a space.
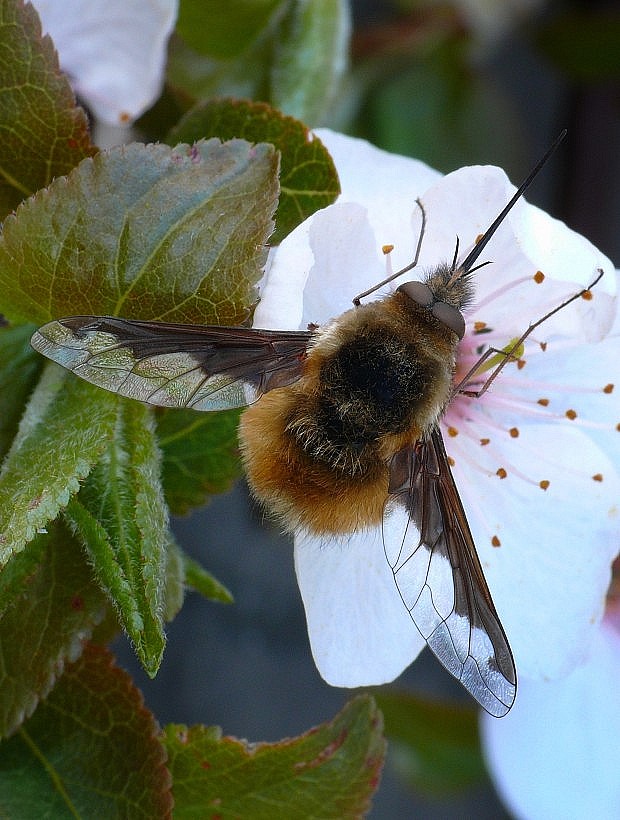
352, 199, 427, 305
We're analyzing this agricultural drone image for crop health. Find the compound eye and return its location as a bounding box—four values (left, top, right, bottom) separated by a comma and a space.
432, 301, 466, 339
398, 280, 433, 307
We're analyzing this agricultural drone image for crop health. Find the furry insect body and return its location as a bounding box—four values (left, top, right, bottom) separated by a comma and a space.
239, 285, 465, 535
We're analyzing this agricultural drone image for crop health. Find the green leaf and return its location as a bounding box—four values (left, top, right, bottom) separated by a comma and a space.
373, 690, 486, 795
0, 139, 279, 325
164, 533, 186, 621
65, 400, 168, 677
0, 322, 43, 459
0, 644, 172, 817
0, 0, 95, 219
0, 521, 108, 738
163, 694, 385, 818
271, 0, 351, 125
0, 364, 118, 564
157, 406, 242, 515
176, 0, 282, 59
167, 33, 270, 105
535, 11, 620, 81
167, 98, 341, 243
183, 555, 234, 604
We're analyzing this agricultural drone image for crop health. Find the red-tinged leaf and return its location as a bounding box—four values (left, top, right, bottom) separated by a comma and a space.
0, 644, 172, 817
163, 694, 385, 819
0, 0, 95, 219
0, 521, 108, 738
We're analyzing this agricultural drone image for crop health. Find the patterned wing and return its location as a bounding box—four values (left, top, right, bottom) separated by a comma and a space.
384, 426, 516, 716
31, 316, 312, 410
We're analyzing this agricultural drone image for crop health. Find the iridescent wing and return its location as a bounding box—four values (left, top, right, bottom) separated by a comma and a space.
384, 426, 516, 716
31, 316, 312, 410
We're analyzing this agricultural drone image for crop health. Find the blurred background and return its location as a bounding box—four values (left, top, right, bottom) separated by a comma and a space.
115, 0, 620, 816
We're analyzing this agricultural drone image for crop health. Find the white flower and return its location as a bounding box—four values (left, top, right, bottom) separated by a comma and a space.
481, 616, 620, 819
256, 129, 620, 694
32, 0, 178, 126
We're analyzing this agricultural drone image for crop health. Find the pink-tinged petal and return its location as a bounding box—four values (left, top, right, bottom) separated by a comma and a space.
33, 0, 178, 125
294, 514, 425, 687
442, 271, 620, 679
449, 423, 619, 679
481, 621, 620, 820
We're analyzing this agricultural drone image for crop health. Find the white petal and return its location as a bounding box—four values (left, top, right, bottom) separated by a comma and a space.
254, 202, 382, 328
294, 517, 425, 687
256, 132, 442, 329
414, 166, 616, 339
449, 422, 619, 680
313, 128, 441, 268
33, 0, 178, 125
481, 622, 620, 820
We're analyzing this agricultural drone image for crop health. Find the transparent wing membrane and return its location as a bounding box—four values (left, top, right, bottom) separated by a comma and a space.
32, 316, 312, 411
385, 427, 516, 717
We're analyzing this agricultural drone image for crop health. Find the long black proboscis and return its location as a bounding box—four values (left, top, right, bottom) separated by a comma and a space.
459, 129, 567, 275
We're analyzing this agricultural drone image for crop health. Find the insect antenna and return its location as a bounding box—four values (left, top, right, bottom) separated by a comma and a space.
458, 129, 567, 276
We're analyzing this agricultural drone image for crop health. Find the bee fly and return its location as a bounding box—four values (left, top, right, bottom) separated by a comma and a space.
31, 131, 602, 716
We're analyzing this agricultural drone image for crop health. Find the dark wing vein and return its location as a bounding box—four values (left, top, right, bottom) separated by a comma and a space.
31, 316, 312, 410
384, 426, 516, 716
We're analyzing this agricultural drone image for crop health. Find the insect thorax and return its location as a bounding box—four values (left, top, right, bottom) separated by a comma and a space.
287, 292, 458, 476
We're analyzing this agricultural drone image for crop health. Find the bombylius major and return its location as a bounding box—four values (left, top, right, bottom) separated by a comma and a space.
31, 131, 602, 716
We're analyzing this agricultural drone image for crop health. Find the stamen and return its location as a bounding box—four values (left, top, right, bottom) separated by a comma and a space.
447, 426, 459, 437
471, 275, 535, 313
538, 398, 550, 406
603, 384, 614, 394
565, 409, 578, 420
539, 480, 550, 490
509, 427, 519, 438
496, 467, 508, 479
534, 271, 545, 284
592, 474, 604, 482
492, 535, 501, 547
